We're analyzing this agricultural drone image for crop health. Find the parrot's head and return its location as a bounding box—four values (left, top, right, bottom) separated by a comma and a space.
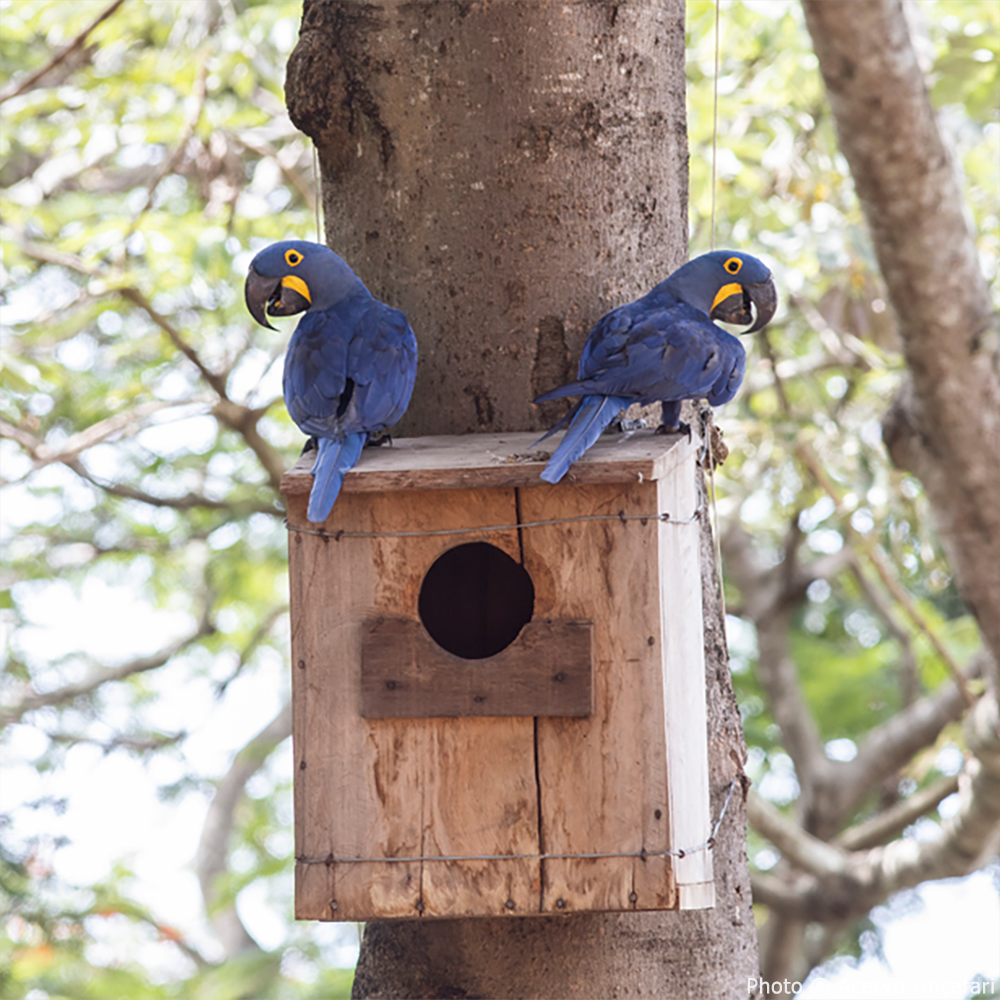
244, 240, 363, 330
668, 250, 778, 334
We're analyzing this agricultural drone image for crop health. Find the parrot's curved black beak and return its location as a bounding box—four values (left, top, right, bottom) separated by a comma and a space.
711, 274, 778, 334
245, 266, 281, 331
245, 267, 312, 330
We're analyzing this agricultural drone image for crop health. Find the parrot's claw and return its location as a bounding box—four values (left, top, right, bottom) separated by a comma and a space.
615, 418, 648, 433
301, 436, 319, 456
656, 420, 691, 441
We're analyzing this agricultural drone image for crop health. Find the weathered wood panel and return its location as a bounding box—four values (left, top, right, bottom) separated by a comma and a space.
519, 478, 677, 914
289, 489, 422, 921
360, 618, 594, 718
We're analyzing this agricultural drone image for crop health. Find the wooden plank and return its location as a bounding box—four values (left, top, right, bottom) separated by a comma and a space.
419, 717, 540, 917
288, 489, 422, 921
519, 479, 675, 914
288, 485, 540, 920
360, 618, 594, 718
657, 454, 715, 908
280, 429, 689, 497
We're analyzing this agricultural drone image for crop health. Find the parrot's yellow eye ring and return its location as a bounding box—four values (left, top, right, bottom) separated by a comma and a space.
724, 257, 742, 275
285, 249, 303, 267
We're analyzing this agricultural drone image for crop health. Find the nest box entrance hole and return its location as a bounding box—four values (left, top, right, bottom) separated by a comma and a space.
418, 541, 535, 659
361, 539, 593, 719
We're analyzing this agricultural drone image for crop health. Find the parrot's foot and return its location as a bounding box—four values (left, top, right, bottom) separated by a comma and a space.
615, 418, 648, 433
367, 432, 393, 448
300, 436, 319, 456
656, 420, 691, 441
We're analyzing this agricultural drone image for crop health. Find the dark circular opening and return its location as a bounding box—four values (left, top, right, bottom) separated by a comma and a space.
418, 541, 534, 660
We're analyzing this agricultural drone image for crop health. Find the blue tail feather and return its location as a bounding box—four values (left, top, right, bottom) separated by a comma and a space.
307, 433, 367, 523
539, 395, 631, 484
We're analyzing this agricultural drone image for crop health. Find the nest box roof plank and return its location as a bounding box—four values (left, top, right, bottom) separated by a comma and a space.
279, 429, 694, 496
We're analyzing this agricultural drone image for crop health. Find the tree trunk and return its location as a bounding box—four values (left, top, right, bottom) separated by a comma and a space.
285, 2, 758, 996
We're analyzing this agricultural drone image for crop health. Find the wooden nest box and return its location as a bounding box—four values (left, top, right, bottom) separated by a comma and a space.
280, 430, 714, 921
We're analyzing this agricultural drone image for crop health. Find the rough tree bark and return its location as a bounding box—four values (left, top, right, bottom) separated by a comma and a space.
284, 1, 758, 996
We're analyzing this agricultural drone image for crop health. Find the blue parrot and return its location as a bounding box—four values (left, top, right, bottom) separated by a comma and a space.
533, 250, 777, 483
245, 240, 417, 523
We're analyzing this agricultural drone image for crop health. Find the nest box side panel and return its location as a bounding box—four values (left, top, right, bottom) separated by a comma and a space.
658, 458, 715, 909
288, 485, 540, 921
519, 480, 675, 913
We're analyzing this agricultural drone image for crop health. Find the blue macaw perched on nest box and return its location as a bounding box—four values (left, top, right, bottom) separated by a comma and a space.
533, 250, 777, 483
245, 240, 418, 523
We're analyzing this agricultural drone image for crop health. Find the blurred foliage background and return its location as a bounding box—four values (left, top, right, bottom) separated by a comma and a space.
1, 0, 997, 997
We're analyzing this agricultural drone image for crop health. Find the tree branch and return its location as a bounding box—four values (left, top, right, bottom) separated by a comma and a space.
64, 458, 278, 515
723, 526, 848, 819
194, 701, 292, 959
833, 773, 960, 851
14, 237, 289, 495
14, 239, 228, 398
790, 292, 887, 372
0, 616, 214, 728
46, 728, 187, 755
0, 0, 127, 105
796, 441, 975, 707
213, 604, 289, 697
831, 663, 977, 824
128, 61, 209, 226
848, 555, 921, 705
116, 286, 231, 401
750, 694, 1000, 923
0, 401, 185, 471
748, 792, 849, 880
210, 399, 286, 492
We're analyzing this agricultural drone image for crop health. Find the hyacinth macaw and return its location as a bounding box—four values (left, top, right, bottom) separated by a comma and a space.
533, 250, 777, 483
245, 240, 418, 523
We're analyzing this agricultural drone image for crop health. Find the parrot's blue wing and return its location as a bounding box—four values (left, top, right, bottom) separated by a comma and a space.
283, 299, 417, 439
349, 304, 418, 431
539, 394, 632, 484
538, 303, 745, 406
704, 344, 746, 406
307, 433, 367, 523
283, 310, 353, 435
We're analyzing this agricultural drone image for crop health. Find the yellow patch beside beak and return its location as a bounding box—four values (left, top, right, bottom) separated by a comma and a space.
281, 274, 311, 303
711, 282, 742, 312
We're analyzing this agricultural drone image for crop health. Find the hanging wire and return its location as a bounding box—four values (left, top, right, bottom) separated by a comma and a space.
313, 143, 322, 242
706, 0, 727, 620
709, 0, 721, 252
296, 777, 739, 866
